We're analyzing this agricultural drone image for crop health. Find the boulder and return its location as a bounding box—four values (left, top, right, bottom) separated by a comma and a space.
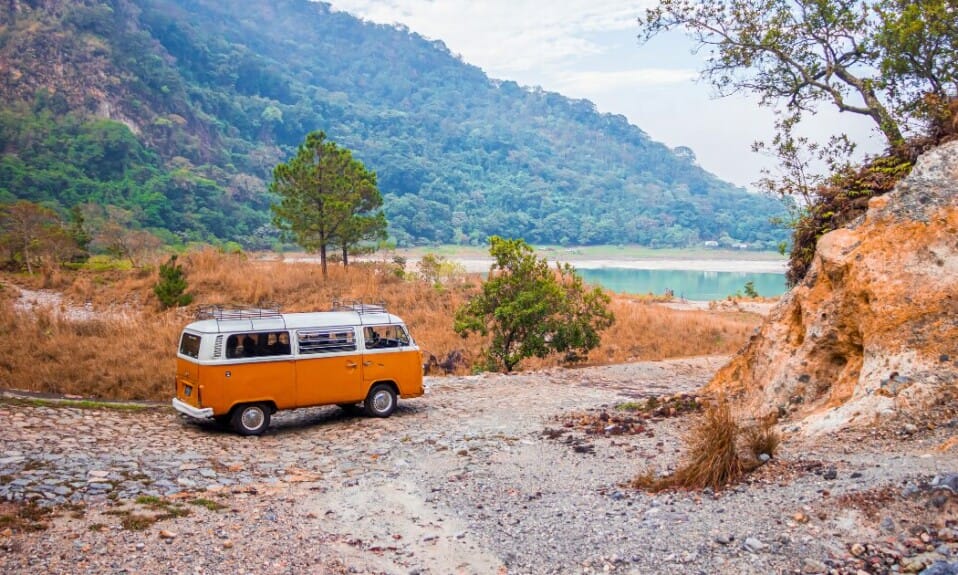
708, 142, 958, 434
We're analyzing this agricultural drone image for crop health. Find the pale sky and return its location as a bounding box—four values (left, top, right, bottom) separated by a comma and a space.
324, 0, 884, 190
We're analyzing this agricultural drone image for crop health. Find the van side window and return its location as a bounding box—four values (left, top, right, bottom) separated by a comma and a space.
226, 332, 291, 359
298, 328, 356, 354
364, 325, 410, 349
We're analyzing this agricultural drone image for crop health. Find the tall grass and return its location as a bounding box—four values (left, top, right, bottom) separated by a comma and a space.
0, 249, 764, 400
633, 398, 781, 492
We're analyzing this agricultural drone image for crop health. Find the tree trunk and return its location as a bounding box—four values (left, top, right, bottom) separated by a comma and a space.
319, 244, 328, 278
342, 245, 349, 267
834, 67, 904, 147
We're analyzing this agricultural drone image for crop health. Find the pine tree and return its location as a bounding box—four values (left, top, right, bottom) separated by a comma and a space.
154, 255, 193, 309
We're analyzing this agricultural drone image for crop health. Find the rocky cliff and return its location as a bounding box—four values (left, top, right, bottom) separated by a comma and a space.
708, 142, 958, 434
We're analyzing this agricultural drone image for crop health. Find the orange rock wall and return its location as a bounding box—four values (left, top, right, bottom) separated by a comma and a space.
708, 143, 958, 433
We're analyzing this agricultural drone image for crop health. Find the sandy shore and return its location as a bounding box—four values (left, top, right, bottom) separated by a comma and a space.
440, 256, 787, 274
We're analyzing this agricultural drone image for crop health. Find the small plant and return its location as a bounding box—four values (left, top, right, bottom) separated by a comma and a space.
121, 514, 156, 531
0, 502, 52, 533
743, 281, 759, 298
189, 498, 226, 511
615, 401, 643, 412
135, 495, 162, 505
153, 254, 193, 309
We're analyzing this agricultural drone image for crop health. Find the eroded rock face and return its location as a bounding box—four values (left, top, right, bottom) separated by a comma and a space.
709, 142, 958, 434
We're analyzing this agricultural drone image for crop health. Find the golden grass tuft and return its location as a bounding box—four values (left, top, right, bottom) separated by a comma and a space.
633, 399, 782, 492
0, 249, 766, 400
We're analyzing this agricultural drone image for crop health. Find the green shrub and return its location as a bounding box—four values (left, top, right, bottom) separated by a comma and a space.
153, 255, 192, 309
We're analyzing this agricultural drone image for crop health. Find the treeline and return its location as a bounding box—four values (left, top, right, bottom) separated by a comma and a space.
0, 0, 786, 250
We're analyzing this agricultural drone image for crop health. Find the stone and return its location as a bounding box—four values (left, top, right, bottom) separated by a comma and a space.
158, 529, 177, 539
919, 561, 958, 575
901, 552, 946, 573
932, 473, 958, 493
851, 543, 866, 557
743, 537, 767, 553
802, 558, 829, 573
715, 535, 732, 545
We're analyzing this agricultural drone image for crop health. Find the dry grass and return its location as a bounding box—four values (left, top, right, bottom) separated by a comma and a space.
0, 249, 765, 400
743, 413, 781, 460
633, 398, 782, 492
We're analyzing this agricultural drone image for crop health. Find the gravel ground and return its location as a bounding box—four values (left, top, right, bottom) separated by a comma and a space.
1, 356, 956, 575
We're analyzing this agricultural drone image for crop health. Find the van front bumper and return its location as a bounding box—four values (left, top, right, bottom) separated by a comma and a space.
172, 398, 214, 419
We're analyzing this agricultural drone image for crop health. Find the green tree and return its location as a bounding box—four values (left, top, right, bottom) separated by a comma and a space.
68, 205, 91, 262
639, 0, 958, 284
638, 1, 958, 149
270, 131, 386, 277
153, 255, 193, 309
454, 237, 614, 372
335, 189, 388, 267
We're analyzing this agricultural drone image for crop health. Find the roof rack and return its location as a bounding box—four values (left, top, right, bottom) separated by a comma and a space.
331, 300, 387, 314
195, 305, 284, 321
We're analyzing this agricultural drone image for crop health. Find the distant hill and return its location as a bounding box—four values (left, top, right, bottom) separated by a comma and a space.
0, 0, 786, 249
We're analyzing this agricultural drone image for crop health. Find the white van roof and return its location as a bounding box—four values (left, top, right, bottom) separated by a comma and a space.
183, 311, 405, 334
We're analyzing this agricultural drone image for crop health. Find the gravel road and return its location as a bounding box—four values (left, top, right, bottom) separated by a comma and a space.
1, 356, 956, 575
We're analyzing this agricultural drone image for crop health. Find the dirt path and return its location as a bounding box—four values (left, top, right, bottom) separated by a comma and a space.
1, 357, 956, 574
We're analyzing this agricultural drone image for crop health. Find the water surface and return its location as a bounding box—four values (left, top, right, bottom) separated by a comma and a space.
578, 268, 786, 301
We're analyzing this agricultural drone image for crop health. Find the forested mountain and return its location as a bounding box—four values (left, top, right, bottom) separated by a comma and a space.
0, 0, 786, 249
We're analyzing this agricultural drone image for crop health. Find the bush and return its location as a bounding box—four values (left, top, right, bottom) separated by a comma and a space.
454, 237, 614, 372
153, 255, 192, 309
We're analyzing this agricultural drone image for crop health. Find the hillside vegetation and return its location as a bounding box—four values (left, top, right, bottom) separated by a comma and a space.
0, 0, 785, 249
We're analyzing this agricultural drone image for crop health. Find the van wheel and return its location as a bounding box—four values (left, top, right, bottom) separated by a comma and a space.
363, 384, 397, 418
230, 403, 271, 436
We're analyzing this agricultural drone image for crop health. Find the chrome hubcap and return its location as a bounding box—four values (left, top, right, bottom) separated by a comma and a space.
241, 407, 264, 430
372, 390, 392, 413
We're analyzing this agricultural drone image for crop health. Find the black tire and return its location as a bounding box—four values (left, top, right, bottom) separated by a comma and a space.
363, 384, 397, 418
230, 403, 271, 436
337, 403, 363, 416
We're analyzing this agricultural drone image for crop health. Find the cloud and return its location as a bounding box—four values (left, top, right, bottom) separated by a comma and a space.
555, 68, 699, 95
325, 0, 656, 77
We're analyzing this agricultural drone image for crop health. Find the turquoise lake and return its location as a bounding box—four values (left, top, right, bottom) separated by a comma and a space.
577, 268, 787, 301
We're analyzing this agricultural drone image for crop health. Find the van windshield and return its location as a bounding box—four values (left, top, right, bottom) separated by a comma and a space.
179, 333, 201, 358
364, 325, 410, 349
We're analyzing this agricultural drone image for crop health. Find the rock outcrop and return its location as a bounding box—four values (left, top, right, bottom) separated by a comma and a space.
708, 142, 958, 434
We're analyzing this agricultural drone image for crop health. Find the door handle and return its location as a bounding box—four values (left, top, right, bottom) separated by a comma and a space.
346, 362, 357, 368
363, 361, 372, 367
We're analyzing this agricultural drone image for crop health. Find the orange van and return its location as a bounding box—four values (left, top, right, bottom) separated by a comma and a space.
172, 304, 424, 435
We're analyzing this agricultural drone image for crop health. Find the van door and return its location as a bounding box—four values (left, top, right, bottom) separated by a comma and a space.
294, 327, 363, 405
361, 325, 422, 396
